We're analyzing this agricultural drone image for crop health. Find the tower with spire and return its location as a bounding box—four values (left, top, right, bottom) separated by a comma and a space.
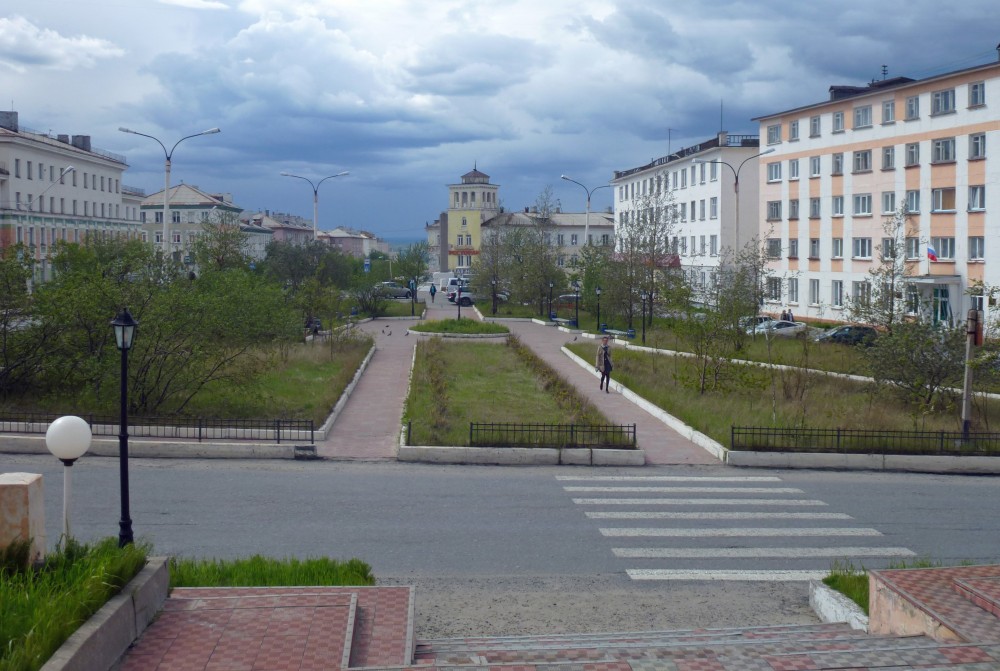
444, 165, 500, 275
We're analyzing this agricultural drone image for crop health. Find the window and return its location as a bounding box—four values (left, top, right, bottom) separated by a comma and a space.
710, 163, 717, 181
853, 105, 872, 128
789, 199, 800, 219
789, 238, 799, 257
766, 277, 782, 301
789, 159, 799, 179
710, 197, 718, 219
766, 201, 782, 221
905, 142, 920, 166
970, 81, 986, 107
557, 233, 564, 246
767, 124, 781, 144
970, 236, 985, 260
810, 115, 821, 137
789, 120, 799, 141
906, 190, 920, 213
931, 88, 956, 115
882, 100, 896, 123
766, 238, 782, 258
809, 238, 820, 258
905, 237, 920, 259
882, 238, 896, 260
700, 235, 706, 254
930, 236, 955, 259
905, 95, 920, 120
26, 161, 32, 180
809, 156, 821, 177
809, 279, 820, 304
767, 162, 782, 182
832, 196, 844, 216
809, 197, 820, 218
969, 185, 986, 210
853, 193, 872, 215
852, 237, 872, 258
788, 278, 799, 304
882, 146, 895, 169
710, 235, 718, 256
832, 280, 844, 307
832, 238, 844, 258
14, 158, 19, 178
853, 150, 872, 172
570, 233, 578, 246
699, 200, 706, 220
931, 137, 955, 163
931, 187, 956, 211
832, 111, 845, 132
970, 133, 986, 159
852, 281, 871, 306
882, 191, 896, 213
832, 153, 844, 175
680, 203, 687, 221
699, 163, 706, 183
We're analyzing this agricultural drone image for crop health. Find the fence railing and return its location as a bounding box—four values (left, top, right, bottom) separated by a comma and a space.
469, 422, 636, 449
0, 412, 313, 444
731, 426, 1000, 456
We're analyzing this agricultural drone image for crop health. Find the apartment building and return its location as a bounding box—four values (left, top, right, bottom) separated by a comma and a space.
0, 110, 143, 282
442, 167, 501, 275
612, 132, 763, 294
755, 54, 1000, 325
480, 209, 615, 268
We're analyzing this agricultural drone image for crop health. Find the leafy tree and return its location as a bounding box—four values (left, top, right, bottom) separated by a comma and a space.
192, 211, 251, 272
394, 241, 430, 289
0, 245, 47, 397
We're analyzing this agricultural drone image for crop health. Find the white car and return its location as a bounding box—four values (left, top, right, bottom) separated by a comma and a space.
752, 320, 806, 337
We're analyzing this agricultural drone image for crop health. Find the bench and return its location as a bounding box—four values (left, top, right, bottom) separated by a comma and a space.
603, 328, 636, 339
552, 317, 578, 328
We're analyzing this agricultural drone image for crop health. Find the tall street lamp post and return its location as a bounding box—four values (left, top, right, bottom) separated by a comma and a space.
596, 286, 602, 333
26, 166, 75, 212
692, 148, 774, 250
280, 171, 349, 241
491, 278, 498, 316
573, 280, 580, 327
640, 291, 648, 344
45, 415, 91, 542
119, 126, 220, 261
111, 308, 138, 547
457, 286, 462, 320
560, 175, 611, 248
548, 281, 554, 319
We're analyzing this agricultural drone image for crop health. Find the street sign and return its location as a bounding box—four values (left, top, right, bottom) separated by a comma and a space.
364, 259, 370, 273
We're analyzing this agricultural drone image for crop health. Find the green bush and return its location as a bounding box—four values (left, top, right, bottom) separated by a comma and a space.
410, 319, 509, 335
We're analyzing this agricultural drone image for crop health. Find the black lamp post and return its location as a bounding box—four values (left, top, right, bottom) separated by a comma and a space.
640, 291, 648, 344
410, 278, 416, 316
573, 280, 580, 327
111, 308, 138, 547
491, 278, 498, 315
548, 281, 554, 319
596, 286, 602, 333
456, 286, 462, 320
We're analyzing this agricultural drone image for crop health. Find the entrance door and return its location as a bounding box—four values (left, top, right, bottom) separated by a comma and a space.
932, 287, 952, 325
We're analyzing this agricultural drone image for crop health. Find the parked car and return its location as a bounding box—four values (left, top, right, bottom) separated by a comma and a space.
446, 284, 469, 302
378, 281, 412, 299
741, 315, 775, 332
752, 320, 806, 337
814, 324, 878, 346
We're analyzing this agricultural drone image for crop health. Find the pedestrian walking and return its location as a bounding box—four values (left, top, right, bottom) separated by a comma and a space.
429, 284, 437, 303
596, 335, 613, 393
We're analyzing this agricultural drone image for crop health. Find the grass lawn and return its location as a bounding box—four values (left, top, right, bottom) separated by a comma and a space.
368, 300, 423, 318
405, 336, 615, 446
169, 555, 375, 587
410, 319, 509, 334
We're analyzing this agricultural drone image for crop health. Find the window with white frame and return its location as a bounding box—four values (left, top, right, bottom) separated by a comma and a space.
832, 111, 845, 132
766, 238, 782, 258
905, 237, 920, 259
680, 202, 687, 221
809, 115, 821, 137
809, 278, 820, 304
833, 237, 843, 258
832, 196, 844, 216
905, 95, 920, 120
710, 197, 718, 218
853, 105, 873, 128
789, 238, 799, 257
832, 280, 844, 307
852, 281, 871, 306
710, 234, 718, 255
931, 187, 956, 211
767, 162, 781, 182
882, 191, 896, 213
832, 153, 844, 174
882, 100, 896, 123
809, 197, 820, 218
810, 156, 821, 177
853, 150, 872, 172
700, 235, 707, 254
970, 133, 987, 159
766, 277, 782, 301
809, 238, 820, 258
931, 88, 956, 115
852, 237, 872, 258
970, 81, 986, 107
881, 237, 896, 260
931, 137, 956, 163
787, 159, 799, 180
930, 236, 955, 259
699, 200, 706, 220
853, 193, 872, 215
969, 185, 986, 210
699, 163, 706, 184
906, 190, 920, 213
710, 163, 717, 181
905, 142, 920, 166
789, 199, 800, 219
788, 278, 799, 303
571, 233, 578, 245
789, 120, 799, 141
882, 146, 895, 169
767, 124, 781, 144
970, 236, 985, 260
766, 201, 782, 221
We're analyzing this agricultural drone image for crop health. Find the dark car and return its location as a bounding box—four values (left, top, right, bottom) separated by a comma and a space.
815, 324, 878, 346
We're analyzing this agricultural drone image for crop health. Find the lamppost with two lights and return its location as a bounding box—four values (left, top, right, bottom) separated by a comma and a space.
692, 148, 775, 250
596, 286, 602, 333
560, 175, 611, 248
25, 166, 75, 212
111, 308, 138, 547
280, 171, 350, 241
491, 278, 498, 315
640, 291, 648, 344
548, 281, 554, 319
573, 280, 580, 327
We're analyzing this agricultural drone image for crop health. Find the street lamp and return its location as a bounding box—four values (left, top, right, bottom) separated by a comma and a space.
25, 166, 75, 212
692, 148, 774, 250
640, 291, 648, 344
548, 281, 554, 320
573, 280, 580, 327
281, 171, 350, 241
596, 286, 602, 333
110, 308, 138, 547
456, 286, 462, 320
45, 415, 91, 541
119, 126, 220, 260
560, 175, 611, 248
491, 277, 498, 315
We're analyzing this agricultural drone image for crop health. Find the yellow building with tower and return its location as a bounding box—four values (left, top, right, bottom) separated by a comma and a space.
445, 166, 500, 275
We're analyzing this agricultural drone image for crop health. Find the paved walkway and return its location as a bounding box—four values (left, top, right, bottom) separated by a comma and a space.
320, 299, 716, 465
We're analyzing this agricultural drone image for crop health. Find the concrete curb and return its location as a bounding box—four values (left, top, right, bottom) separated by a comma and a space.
809, 579, 869, 632
728, 450, 1000, 474
398, 446, 561, 465
406, 329, 509, 339
1, 436, 297, 459
561, 347, 727, 463
40, 556, 170, 671
317, 343, 377, 439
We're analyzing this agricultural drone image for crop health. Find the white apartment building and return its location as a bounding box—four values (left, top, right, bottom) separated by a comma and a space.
755, 54, 1000, 325
612, 132, 763, 293
0, 111, 143, 282
481, 209, 615, 268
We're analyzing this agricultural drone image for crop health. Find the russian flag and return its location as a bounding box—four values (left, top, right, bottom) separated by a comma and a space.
927, 246, 938, 262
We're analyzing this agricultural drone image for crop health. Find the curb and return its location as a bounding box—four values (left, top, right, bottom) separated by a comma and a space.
406, 330, 509, 339
396, 445, 645, 466
317, 343, 377, 439
1, 436, 298, 459
809, 579, 869, 632
40, 556, 170, 671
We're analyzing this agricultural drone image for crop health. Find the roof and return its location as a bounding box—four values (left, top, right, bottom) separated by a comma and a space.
482, 211, 614, 228
141, 184, 242, 211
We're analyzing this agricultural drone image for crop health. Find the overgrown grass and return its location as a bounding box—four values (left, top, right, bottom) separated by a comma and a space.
169, 556, 375, 588
410, 319, 510, 335
367, 300, 422, 318
405, 336, 613, 445
1, 538, 148, 671
823, 557, 962, 614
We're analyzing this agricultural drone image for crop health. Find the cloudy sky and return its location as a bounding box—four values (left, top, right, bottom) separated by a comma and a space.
3, 1, 998, 241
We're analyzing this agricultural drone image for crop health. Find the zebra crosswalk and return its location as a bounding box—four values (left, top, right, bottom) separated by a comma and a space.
558, 473, 915, 581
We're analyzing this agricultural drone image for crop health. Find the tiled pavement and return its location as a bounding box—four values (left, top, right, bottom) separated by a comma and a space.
119, 567, 1000, 670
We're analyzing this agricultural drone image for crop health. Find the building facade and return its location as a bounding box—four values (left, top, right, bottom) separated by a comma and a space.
0, 111, 143, 282
445, 167, 500, 275
755, 56, 1000, 324
481, 210, 615, 268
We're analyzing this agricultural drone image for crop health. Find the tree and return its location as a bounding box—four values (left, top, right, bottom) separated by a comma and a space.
394, 241, 430, 288
0, 244, 47, 396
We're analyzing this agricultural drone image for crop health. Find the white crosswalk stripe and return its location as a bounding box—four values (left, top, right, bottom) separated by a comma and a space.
560, 473, 916, 581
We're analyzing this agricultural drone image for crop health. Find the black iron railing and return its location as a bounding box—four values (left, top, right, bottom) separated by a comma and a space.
731, 426, 1000, 456
0, 412, 313, 444
469, 422, 636, 449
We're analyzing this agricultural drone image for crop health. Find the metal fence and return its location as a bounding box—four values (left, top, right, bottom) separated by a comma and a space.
469, 422, 636, 449
0, 411, 313, 444
731, 426, 1000, 456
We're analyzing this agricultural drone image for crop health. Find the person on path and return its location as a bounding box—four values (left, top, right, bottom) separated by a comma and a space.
596, 335, 613, 393
786, 308, 794, 323
429, 284, 437, 303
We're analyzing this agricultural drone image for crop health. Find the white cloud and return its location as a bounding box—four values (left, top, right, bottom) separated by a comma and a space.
0, 15, 124, 72
158, 0, 230, 9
